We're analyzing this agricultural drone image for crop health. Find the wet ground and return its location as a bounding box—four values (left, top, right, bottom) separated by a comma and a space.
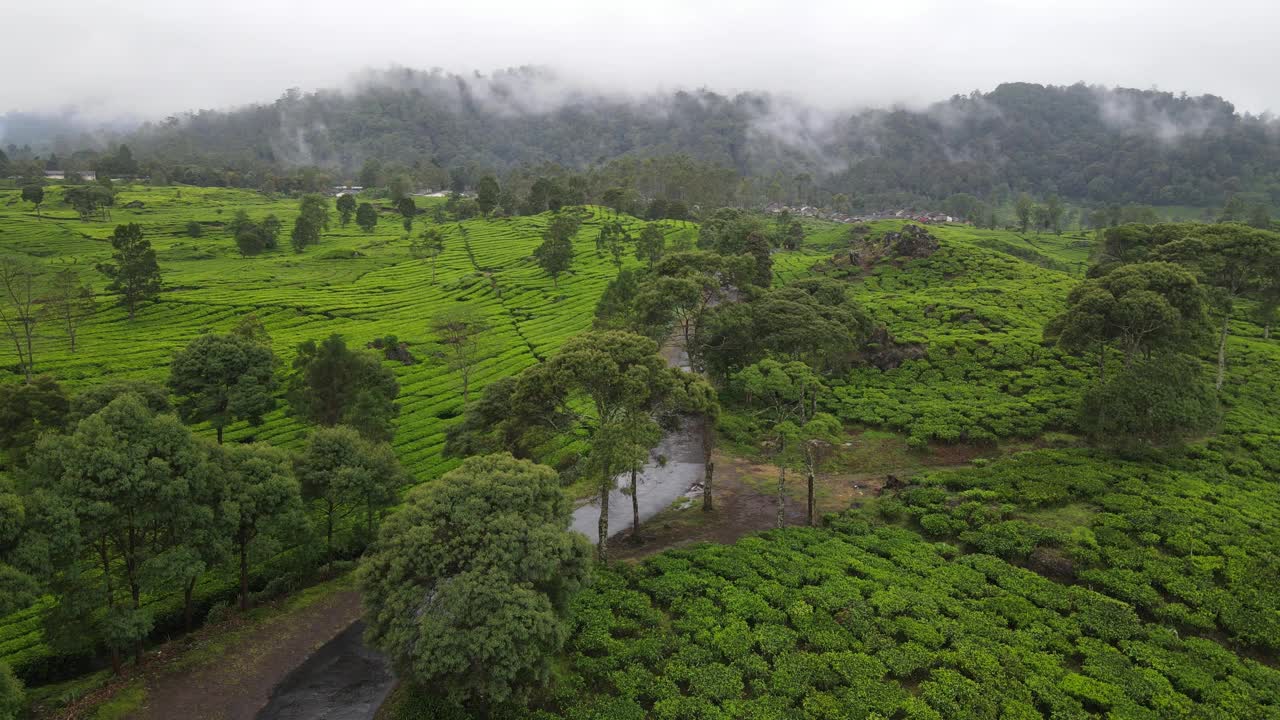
570, 335, 707, 542
254, 621, 394, 720
569, 415, 705, 541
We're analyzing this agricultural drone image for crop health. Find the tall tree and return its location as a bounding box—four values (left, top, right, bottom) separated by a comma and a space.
534, 213, 578, 288
476, 175, 500, 214
734, 359, 826, 528
430, 307, 490, 404
97, 223, 161, 320
1046, 261, 1209, 382
1158, 225, 1280, 390
25, 394, 212, 671
291, 194, 331, 252
514, 331, 712, 562
358, 453, 591, 712
635, 223, 666, 268
41, 265, 95, 351
1014, 193, 1034, 233
217, 443, 305, 609
410, 226, 446, 282
355, 202, 378, 233
396, 196, 416, 232
168, 321, 278, 444
20, 184, 43, 218
287, 334, 399, 441
336, 193, 357, 226
0, 259, 40, 381
1045, 194, 1065, 235
295, 425, 406, 562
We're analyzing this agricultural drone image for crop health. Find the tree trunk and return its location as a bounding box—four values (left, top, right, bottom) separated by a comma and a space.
216, 425, 224, 445
597, 479, 610, 564
1216, 315, 1229, 391
703, 461, 714, 512
325, 500, 335, 567
630, 466, 641, 543
702, 415, 714, 512
183, 576, 197, 631
776, 464, 786, 529
1266, 323, 1272, 340
239, 536, 250, 611
806, 448, 816, 527
1097, 340, 1106, 384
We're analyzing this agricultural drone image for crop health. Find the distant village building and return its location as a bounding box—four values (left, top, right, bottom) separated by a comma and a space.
331, 185, 364, 197
44, 169, 97, 181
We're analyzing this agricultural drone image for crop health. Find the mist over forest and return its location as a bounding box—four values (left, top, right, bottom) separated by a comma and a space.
5, 67, 1280, 208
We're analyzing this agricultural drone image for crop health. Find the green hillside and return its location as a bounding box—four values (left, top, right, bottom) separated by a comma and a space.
6, 192, 1280, 719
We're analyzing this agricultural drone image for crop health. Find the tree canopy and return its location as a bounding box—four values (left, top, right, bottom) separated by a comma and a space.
358, 453, 591, 710
287, 334, 400, 441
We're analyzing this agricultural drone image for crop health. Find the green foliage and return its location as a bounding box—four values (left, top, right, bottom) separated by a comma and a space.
67, 380, 169, 424
24, 394, 212, 664
1078, 354, 1219, 442
533, 524, 1280, 718
0, 662, 20, 720
335, 193, 356, 226
358, 453, 591, 710
881, 447, 1280, 652
355, 202, 378, 232
96, 223, 161, 320
535, 212, 580, 287
0, 376, 68, 468
286, 334, 399, 442
295, 425, 406, 559
216, 443, 305, 609
185, 221, 203, 238
168, 324, 277, 443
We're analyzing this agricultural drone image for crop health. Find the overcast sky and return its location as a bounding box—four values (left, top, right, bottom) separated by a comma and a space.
7, 0, 1280, 118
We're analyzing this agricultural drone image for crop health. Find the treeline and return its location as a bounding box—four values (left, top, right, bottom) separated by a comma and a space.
1046, 221, 1280, 445
0, 315, 409, 692
9, 71, 1280, 209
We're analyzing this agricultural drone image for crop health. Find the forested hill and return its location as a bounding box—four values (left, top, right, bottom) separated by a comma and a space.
13, 69, 1280, 207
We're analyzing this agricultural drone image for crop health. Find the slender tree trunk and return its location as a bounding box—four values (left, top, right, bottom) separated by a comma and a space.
216, 425, 223, 445
805, 446, 816, 527
239, 536, 250, 611
325, 499, 335, 567
703, 461, 715, 512
701, 415, 714, 512
431, 259, 437, 283
1217, 315, 1229, 391
101, 541, 121, 674
183, 575, 197, 631
1098, 340, 1106, 384
597, 478, 610, 564
22, 322, 34, 380
1266, 323, 1272, 340
776, 464, 786, 529
630, 466, 641, 543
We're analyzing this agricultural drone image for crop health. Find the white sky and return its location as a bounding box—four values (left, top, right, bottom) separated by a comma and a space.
6, 0, 1280, 117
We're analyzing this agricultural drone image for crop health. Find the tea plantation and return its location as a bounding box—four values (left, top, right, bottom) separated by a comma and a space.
0, 186, 723, 679
7, 189, 1280, 719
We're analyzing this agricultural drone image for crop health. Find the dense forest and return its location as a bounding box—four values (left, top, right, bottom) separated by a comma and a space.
6, 69, 1280, 209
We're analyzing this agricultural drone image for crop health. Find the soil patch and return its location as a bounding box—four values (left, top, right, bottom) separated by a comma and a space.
50, 580, 364, 720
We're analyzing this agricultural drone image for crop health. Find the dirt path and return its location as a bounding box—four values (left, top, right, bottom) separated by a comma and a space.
612, 451, 878, 560
117, 585, 363, 720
